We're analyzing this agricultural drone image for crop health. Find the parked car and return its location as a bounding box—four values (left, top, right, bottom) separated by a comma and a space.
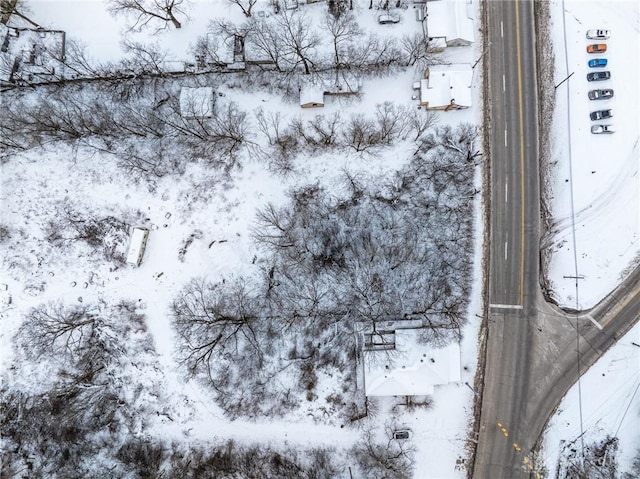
591, 124, 615, 134
588, 89, 614, 100
586, 29, 610, 40
588, 58, 608, 68
587, 43, 607, 53
393, 429, 412, 440
587, 71, 611, 82
378, 13, 400, 24
590, 109, 612, 121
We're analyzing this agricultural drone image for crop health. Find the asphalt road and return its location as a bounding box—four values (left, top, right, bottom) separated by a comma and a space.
474, 1, 640, 478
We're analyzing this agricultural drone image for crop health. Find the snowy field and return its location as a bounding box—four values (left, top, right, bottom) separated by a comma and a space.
541, 1, 640, 476
542, 322, 640, 478
544, 0, 640, 310
1, 0, 487, 477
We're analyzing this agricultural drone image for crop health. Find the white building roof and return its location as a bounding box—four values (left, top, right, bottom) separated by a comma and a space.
179, 87, 214, 118
426, 0, 475, 44
364, 329, 461, 397
299, 83, 324, 106
126, 228, 148, 266
420, 64, 473, 108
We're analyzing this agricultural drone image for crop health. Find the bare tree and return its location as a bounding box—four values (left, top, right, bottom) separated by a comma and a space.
274, 11, 321, 74
351, 427, 415, 479
343, 33, 401, 70
17, 304, 100, 359
374, 102, 407, 144
120, 39, 172, 74
343, 114, 380, 152
106, 0, 186, 31
400, 32, 431, 66
0, 0, 40, 27
323, 12, 361, 68
173, 278, 263, 379
246, 17, 284, 71
227, 0, 257, 17
406, 108, 438, 141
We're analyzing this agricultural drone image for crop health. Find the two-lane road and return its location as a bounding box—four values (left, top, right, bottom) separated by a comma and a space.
488, 0, 539, 313
476, 1, 544, 477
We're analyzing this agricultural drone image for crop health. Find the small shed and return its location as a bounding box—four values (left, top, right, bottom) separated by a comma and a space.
179, 87, 215, 118
299, 83, 325, 108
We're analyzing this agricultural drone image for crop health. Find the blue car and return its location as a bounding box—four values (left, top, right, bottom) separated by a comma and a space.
588, 58, 608, 68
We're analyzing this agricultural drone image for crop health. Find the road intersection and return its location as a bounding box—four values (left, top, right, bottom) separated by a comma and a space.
473, 1, 640, 478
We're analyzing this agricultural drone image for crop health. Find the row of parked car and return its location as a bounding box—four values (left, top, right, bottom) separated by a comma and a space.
585, 29, 614, 134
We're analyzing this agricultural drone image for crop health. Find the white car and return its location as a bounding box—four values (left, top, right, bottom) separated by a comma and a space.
378, 13, 400, 24
591, 124, 615, 134
586, 29, 610, 40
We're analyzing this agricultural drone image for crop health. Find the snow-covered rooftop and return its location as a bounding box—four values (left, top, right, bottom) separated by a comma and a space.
179, 86, 215, 118
299, 83, 324, 108
420, 64, 473, 109
426, 0, 475, 45
364, 329, 461, 397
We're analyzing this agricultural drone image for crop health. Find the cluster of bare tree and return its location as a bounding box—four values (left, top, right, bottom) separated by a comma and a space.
352, 425, 416, 479
199, 11, 434, 74
561, 436, 622, 479
255, 104, 438, 172
2, 300, 166, 477
172, 123, 479, 419
0, 79, 251, 174
44, 201, 131, 263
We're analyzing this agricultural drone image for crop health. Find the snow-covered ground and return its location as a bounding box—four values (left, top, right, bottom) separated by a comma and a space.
545, 0, 640, 310
1, 1, 487, 477
540, 4, 640, 475
542, 321, 640, 478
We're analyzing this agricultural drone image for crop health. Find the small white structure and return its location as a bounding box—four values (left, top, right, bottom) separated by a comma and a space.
299, 72, 361, 108
424, 0, 475, 47
299, 83, 325, 108
364, 329, 461, 397
325, 71, 361, 96
179, 87, 215, 118
126, 228, 149, 267
420, 64, 473, 110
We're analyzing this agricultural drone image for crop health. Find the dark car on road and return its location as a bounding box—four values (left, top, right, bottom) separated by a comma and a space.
587, 71, 611, 82
588, 89, 614, 100
590, 109, 613, 121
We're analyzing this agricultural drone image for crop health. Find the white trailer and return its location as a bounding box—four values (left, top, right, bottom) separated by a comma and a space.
126, 227, 149, 267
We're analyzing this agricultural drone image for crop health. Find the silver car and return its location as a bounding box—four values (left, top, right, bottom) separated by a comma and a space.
586, 29, 610, 40
591, 125, 615, 134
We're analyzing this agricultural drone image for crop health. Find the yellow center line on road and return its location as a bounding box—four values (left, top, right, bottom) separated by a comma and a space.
515, 0, 526, 307
599, 287, 640, 328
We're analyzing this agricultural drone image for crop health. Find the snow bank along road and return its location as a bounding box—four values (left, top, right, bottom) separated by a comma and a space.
473, 1, 640, 478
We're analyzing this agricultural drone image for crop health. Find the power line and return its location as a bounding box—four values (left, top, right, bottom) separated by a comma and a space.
559, 0, 586, 463
614, 378, 640, 437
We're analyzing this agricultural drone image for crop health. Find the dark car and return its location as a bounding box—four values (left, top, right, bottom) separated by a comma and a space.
587, 71, 611, 82
590, 109, 613, 121
588, 58, 608, 68
393, 429, 411, 440
588, 89, 614, 100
